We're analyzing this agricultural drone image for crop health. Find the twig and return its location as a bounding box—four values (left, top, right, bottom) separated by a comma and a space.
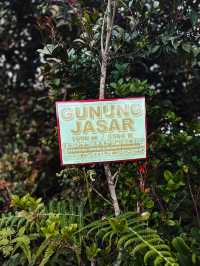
114, 174, 119, 188
112, 169, 119, 182
92, 187, 113, 206
151, 185, 165, 213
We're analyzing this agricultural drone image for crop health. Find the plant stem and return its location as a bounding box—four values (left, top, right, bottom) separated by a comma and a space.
91, 259, 95, 266
104, 164, 120, 216
99, 54, 108, 99
99, 0, 117, 99
99, 2, 122, 265
99, 0, 120, 217
84, 169, 93, 214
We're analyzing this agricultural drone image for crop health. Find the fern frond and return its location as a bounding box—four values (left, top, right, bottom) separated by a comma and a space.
123, 237, 141, 249
0, 214, 19, 228
6, 215, 17, 227
108, 231, 116, 248
87, 223, 109, 237
119, 212, 138, 219
117, 234, 139, 247
144, 250, 157, 264
154, 245, 171, 251
128, 223, 147, 231
32, 238, 49, 264
0, 238, 9, 246
39, 245, 55, 266
129, 227, 177, 266
11, 235, 32, 264
17, 217, 26, 229
82, 212, 178, 266
76, 218, 107, 236
159, 251, 174, 257
0, 227, 15, 239
96, 225, 112, 238
102, 230, 113, 243
145, 237, 164, 244
154, 256, 164, 266
131, 242, 148, 254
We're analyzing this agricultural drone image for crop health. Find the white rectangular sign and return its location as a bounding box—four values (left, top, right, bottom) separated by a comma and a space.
56, 97, 147, 165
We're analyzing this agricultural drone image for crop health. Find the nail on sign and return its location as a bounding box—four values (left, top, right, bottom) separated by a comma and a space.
56, 97, 147, 165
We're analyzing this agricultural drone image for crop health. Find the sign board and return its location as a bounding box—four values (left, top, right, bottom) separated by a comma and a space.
56, 97, 146, 165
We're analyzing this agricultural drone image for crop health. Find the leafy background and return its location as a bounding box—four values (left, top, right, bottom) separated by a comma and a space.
0, 0, 200, 265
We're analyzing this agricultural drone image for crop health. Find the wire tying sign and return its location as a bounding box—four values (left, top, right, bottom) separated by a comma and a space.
56, 97, 147, 165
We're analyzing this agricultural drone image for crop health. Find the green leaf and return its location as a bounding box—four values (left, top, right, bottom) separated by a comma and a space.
144, 250, 156, 264
192, 253, 197, 264
131, 242, 147, 255
0, 239, 9, 246
172, 237, 191, 254
53, 78, 60, 87
182, 43, 192, 53
117, 234, 134, 247
192, 46, 200, 57
154, 256, 163, 266
164, 170, 173, 181
12, 236, 32, 264
39, 245, 55, 266
86, 243, 101, 260
37, 44, 58, 55
109, 218, 128, 233
154, 245, 171, 251
167, 220, 176, 226
190, 10, 198, 26
151, 45, 160, 54
33, 239, 49, 263
110, 82, 117, 89
18, 226, 26, 237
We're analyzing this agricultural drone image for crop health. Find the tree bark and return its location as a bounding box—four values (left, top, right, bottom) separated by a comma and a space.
99, 55, 107, 99
104, 164, 120, 216
98, 0, 120, 218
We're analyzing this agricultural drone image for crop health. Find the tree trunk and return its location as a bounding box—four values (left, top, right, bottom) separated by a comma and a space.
98, 2, 122, 265
99, 55, 107, 99
99, 0, 120, 218
104, 164, 120, 216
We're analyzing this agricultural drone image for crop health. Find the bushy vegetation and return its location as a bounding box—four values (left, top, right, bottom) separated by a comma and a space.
0, 0, 200, 265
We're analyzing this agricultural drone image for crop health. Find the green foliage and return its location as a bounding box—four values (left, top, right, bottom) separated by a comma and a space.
82, 212, 178, 266
163, 170, 185, 192
0, 194, 84, 266
0, 194, 181, 266
172, 237, 196, 266
1, 0, 200, 265
171, 231, 200, 266
110, 78, 151, 96
86, 243, 101, 261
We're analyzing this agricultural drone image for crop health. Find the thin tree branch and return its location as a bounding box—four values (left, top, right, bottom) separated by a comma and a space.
105, 0, 117, 53
101, 13, 106, 55
98, 2, 122, 264
105, 0, 112, 52
99, 0, 117, 99
92, 186, 113, 206
104, 163, 120, 216
99, 0, 120, 217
